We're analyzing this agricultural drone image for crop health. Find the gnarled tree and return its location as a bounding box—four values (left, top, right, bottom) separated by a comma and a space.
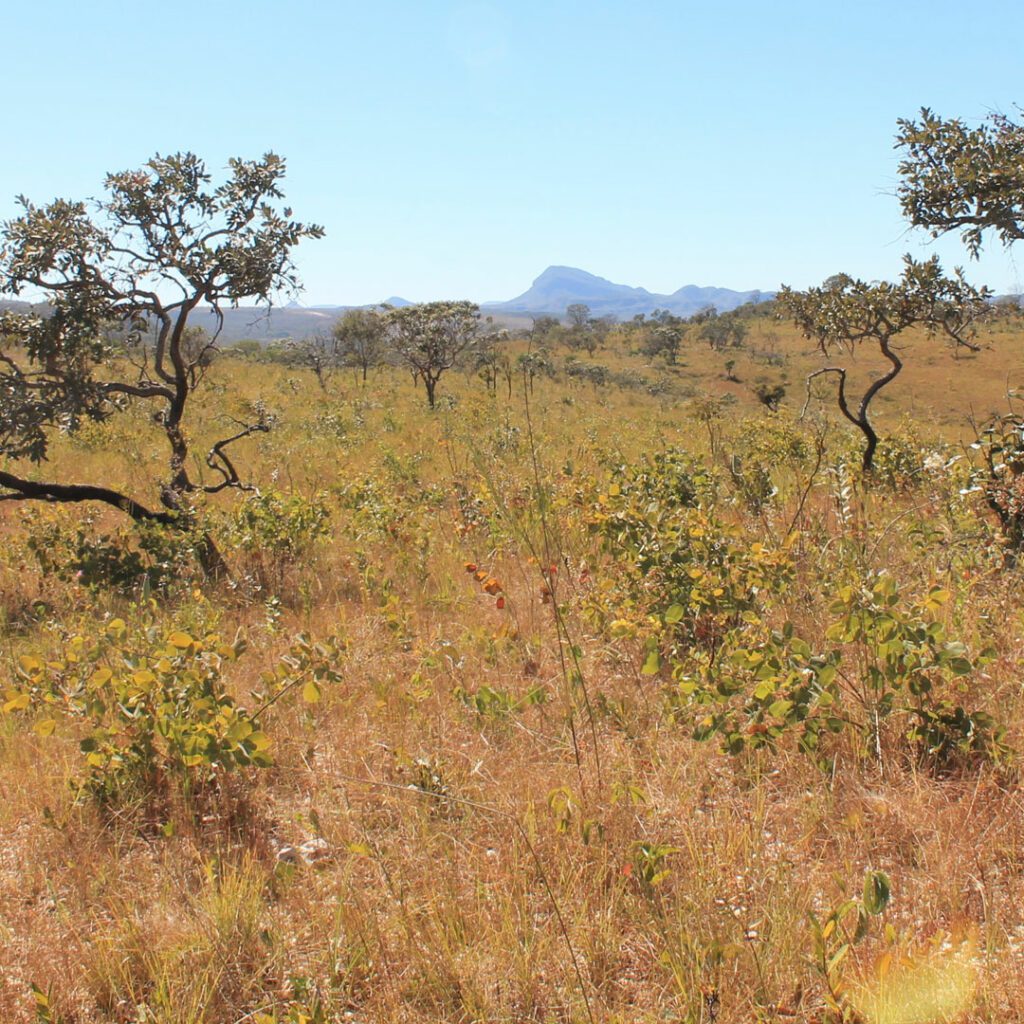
778, 256, 989, 471
0, 152, 322, 566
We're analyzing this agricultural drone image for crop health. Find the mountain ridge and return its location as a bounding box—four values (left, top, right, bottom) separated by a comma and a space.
482, 265, 770, 318
0, 267, 775, 343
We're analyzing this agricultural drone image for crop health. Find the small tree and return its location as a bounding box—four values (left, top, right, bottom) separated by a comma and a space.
0, 152, 322, 566
288, 329, 339, 390
700, 312, 747, 351
778, 256, 989, 471
385, 301, 479, 408
473, 328, 513, 397
642, 322, 683, 365
334, 306, 385, 383
566, 303, 590, 329
518, 348, 553, 395
530, 314, 560, 341
898, 107, 1024, 546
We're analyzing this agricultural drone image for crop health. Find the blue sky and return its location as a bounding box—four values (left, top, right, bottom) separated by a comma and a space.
2, 0, 1023, 305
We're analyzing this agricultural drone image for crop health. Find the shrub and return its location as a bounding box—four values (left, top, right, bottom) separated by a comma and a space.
226, 488, 331, 592
671, 571, 1007, 768
970, 414, 1024, 555
5, 619, 267, 806
25, 510, 200, 595
588, 453, 792, 662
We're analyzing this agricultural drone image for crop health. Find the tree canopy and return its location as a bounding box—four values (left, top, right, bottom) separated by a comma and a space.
385, 301, 480, 408
896, 107, 1024, 257
334, 307, 386, 382
0, 151, 322, 531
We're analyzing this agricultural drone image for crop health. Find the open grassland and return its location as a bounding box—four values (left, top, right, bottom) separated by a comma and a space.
4, 314, 1024, 1023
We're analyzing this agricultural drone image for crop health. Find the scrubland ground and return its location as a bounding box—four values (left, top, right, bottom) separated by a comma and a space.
3, 313, 1024, 1023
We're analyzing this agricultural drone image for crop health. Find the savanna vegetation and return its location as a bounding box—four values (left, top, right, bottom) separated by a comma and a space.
2, 110, 1024, 1023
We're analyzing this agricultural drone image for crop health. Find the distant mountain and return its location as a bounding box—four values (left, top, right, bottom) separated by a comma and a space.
191, 305, 340, 341
0, 299, 344, 344
1, 268, 774, 345
484, 266, 771, 319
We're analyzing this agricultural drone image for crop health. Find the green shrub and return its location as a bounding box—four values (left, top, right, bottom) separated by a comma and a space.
5, 619, 267, 806
670, 571, 1007, 769
25, 511, 199, 595
226, 488, 331, 592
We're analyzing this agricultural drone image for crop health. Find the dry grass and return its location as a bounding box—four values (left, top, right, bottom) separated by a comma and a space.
4, 318, 1024, 1022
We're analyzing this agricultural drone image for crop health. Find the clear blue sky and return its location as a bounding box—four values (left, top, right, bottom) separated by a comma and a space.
2, 0, 1022, 305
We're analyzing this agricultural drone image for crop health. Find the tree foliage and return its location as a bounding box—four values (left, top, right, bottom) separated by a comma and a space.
287, 329, 339, 390
333, 306, 386, 382
0, 151, 322, 529
566, 303, 590, 329
896, 106, 1024, 257
385, 300, 479, 408
778, 256, 990, 470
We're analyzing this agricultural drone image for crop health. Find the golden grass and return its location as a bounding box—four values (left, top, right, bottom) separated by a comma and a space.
3, 319, 1024, 1021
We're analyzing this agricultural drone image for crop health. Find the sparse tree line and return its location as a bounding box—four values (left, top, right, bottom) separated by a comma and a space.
1, 104, 1023, 556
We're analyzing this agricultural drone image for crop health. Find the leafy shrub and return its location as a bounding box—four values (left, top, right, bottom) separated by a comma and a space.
734, 414, 810, 468
872, 428, 929, 488
834, 419, 931, 489
5, 619, 267, 805
226, 488, 331, 592
672, 571, 1006, 768
671, 622, 843, 760
25, 511, 199, 595
825, 572, 1005, 766
253, 631, 346, 709
589, 452, 792, 661
229, 488, 331, 557
970, 414, 1024, 554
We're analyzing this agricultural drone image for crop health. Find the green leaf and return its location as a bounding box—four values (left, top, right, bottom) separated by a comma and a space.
827, 942, 850, 973
862, 869, 891, 916
664, 603, 685, 624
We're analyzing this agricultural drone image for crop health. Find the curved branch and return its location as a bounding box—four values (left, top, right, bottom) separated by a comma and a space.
203, 419, 270, 493
0, 470, 177, 524
101, 381, 175, 401
803, 367, 856, 426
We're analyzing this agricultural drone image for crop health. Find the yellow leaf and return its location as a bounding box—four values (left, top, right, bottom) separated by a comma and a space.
3, 693, 31, 713
167, 631, 194, 650
18, 654, 42, 674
